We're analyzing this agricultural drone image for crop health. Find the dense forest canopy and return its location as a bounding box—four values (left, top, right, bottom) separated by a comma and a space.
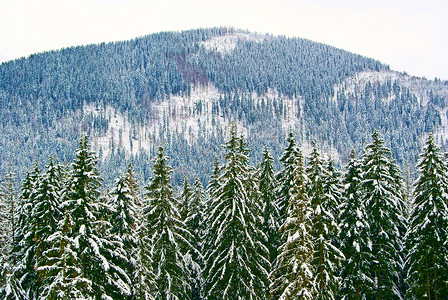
1, 131, 447, 298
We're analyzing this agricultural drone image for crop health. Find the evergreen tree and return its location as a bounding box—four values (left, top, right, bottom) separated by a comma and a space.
307, 142, 343, 299
360, 131, 405, 299
37, 213, 93, 299
406, 133, 448, 298
203, 125, 269, 299
63, 135, 131, 299
10, 164, 41, 299
277, 132, 300, 225
33, 158, 64, 284
143, 146, 192, 299
339, 150, 374, 299
0, 180, 8, 295
109, 171, 140, 299
0, 167, 23, 299
123, 165, 153, 300
179, 178, 193, 224
134, 211, 155, 300
271, 148, 316, 299
184, 178, 205, 300
125, 163, 141, 200
257, 147, 280, 275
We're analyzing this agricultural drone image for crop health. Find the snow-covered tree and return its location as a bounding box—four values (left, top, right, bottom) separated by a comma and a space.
0, 167, 23, 299
360, 131, 405, 299
9, 164, 41, 299
339, 150, 374, 299
203, 125, 269, 299
406, 133, 448, 298
63, 135, 131, 299
307, 142, 343, 299
179, 178, 193, 223
276, 132, 300, 225
109, 171, 141, 299
184, 178, 205, 300
257, 147, 280, 272
134, 215, 155, 300
0, 179, 9, 295
271, 148, 316, 299
143, 146, 192, 299
33, 158, 64, 280
38, 213, 93, 299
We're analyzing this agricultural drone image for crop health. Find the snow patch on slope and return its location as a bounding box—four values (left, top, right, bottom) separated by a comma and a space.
151, 84, 247, 141
84, 82, 304, 160
334, 70, 447, 106
201, 32, 266, 54
84, 105, 152, 159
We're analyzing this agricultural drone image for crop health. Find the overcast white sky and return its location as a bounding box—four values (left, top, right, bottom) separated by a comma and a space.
1, 0, 447, 80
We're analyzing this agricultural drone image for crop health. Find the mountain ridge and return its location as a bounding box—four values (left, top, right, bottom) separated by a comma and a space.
1, 27, 447, 185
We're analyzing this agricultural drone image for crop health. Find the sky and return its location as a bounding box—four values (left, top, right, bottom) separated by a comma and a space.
1, 0, 447, 80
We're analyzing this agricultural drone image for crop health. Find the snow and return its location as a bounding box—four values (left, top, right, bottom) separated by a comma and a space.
201, 32, 266, 55
353, 241, 360, 253
84, 81, 312, 161
84, 104, 152, 159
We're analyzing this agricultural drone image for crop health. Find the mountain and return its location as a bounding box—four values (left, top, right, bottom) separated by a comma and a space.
1, 27, 447, 185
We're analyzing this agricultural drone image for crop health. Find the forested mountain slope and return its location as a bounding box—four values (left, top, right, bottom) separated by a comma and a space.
1, 27, 447, 185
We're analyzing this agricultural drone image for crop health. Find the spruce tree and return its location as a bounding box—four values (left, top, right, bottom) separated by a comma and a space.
257, 147, 280, 275
124, 165, 154, 300
10, 164, 41, 299
143, 146, 192, 299
63, 135, 131, 299
184, 178, 205, 300
277, 132, 300, 225
307, 142, 343, 299
33, 158, 64, 284
179, 178, 193, 224
406, 133, 448, 298
0, 182, 8, 295
37, 213, 93, 299
360, 131, 404, 299
339, 150, 374, 299
0, 167, 23, 299
203, 125, 269, 299
109, 172, 140, 299
271, 148, 315, 299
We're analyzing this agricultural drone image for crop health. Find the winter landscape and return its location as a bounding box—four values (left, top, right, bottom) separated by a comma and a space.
0, 21, 448, 300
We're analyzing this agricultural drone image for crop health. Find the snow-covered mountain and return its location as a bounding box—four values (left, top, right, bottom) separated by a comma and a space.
1, 27, 447, 184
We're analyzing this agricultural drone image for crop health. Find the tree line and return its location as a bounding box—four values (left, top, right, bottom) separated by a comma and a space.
1, 126, 447, 299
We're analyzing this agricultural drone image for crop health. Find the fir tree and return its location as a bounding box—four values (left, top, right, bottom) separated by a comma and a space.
406, 133, 448, 299
339, 150, 374, 299
109, 172, 140, 299
33, 158, 64, 285
0, 180, 8, 295
203, 125, 269, 299
257, 147, 280, 276
0, 167, 23, 299
360, 131, 405, 299
307, 142, 343, 300
10, 163, 41, 299
271, 148, 316, 299
124, 166, 154, 300
37, 213, 93, 299
277, 132, 300, 225
63, 135, 131, 299
143, 146, 192, 299
179, 178, 193, 224
184, 178, 205, 300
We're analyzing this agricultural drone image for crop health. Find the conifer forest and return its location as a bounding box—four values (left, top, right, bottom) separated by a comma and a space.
1, 28, 448, 299
1, 127, 448, 299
